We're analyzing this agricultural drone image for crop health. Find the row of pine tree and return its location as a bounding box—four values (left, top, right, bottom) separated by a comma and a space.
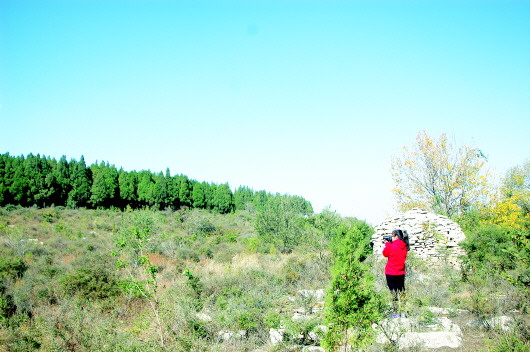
0, 153, 313, 214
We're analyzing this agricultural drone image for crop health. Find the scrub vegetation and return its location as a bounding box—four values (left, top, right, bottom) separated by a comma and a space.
0, 143, 529, 351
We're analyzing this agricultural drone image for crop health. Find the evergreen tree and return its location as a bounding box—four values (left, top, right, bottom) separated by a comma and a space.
137, 170, 155, 207
213, 183, 234, 214
118, 169, 138, 208
9, 156, 28, 206
178, 176, 191, 208
24, 154, 49, 206
0, 153, 16, 205
165, 168, 179, 209
153, 172, 169, 209
253, 190, 269, 210
90, 162, 119, 208
46, 155, 70, 206
284, 194, 314, 216
255, 195, 307, 253
234, 186, 254, 212
206, 183, 218, 210
0, 152, 315, 217
192, 182, 207, 209
0, 154, 9, 205
322, 221, 385, 351
32, 154, 54, 206
68, 156, 91, 208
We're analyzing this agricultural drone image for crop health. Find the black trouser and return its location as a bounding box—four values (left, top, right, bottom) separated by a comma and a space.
386, 274, 405, 300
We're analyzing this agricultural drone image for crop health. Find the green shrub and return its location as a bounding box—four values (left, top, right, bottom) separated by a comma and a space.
184, 269, 204, 311
461, 224, 529, 282
119, 278, 148, 298
461, 223, 530, 313
185, 210, 217, 236
281, 256, 307, 285
0, 256, 27, 279
198, 245, 214, 259
41, 210, 57, 223
61, 265, 120, 300
5, 204, 19, 211
0, 294, 16, 323
323, 221, 385, 351
254, 196, 310, 253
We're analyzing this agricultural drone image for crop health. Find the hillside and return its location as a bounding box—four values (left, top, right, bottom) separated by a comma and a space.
1, 206, 528, 351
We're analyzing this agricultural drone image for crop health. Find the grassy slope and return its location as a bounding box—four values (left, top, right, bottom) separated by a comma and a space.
0, 207, 331, 351
0, 207, 528, 351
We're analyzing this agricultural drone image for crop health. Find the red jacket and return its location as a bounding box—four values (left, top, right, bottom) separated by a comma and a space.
383, 238, 408, 275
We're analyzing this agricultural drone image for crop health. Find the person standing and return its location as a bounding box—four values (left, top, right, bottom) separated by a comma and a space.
383, 229, 410, 301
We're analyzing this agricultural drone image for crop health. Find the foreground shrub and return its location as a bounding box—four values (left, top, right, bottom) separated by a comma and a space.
322, 221, 385, 351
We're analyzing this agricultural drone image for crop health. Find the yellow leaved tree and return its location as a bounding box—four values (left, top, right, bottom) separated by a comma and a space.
481, 161, 530, 229
391, 131, 491, 218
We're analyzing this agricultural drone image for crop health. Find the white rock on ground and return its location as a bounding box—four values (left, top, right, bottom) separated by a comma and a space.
427, 306, 468, 315
468, 315, 515, 331
375, 316, 463, 349
308, 325, 328, 342
269, 328, 286, 345
302, 347, 325, 351
400, 331, 462, 349
486, 316, 514, 331
195, 313, 212, 322
217, 330, 246, 341
298, 289, 326, 302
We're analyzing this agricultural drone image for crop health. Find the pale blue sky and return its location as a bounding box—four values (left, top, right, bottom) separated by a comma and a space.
1, 0, 529, 224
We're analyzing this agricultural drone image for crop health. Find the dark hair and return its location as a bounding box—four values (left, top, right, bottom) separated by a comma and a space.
392, 229, 410, 251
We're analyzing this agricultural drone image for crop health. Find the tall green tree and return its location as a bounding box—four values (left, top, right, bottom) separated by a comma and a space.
192, 182, 207, 209
90, 162, 119, 208
253, 190, 269, 210
24, 154, 52, 206
118, 169, 138, 208
284, 195, 313, 216
178, 176, 191, 208
137, 171, 155, 207
254, 195, 307, 253
164, 168, 179, 208
206, 183, 217, 210
67, 156, 91, 208
234, 186, 254, 211
153, 172, 169, 209
322, 221, 385, 351
9, 156, 28, 206
46, 155, 70, 206
0, 153, 10, 205
213, 183, 234, 214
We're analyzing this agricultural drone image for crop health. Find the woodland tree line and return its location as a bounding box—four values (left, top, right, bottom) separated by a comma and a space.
0, 153, 313, 215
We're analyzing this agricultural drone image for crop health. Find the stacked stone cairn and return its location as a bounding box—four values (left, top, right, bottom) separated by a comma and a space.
371, 208, 466, 267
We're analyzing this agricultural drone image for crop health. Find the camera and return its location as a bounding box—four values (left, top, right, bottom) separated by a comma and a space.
383, 235, 392, 242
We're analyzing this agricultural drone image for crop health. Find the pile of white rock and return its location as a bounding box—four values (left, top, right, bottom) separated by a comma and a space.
371, 208, 466, 267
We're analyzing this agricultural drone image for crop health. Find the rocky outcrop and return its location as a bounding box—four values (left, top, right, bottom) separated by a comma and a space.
269, 289, 326, 346
371, 208, 466, 267
375, 316, 463, 349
